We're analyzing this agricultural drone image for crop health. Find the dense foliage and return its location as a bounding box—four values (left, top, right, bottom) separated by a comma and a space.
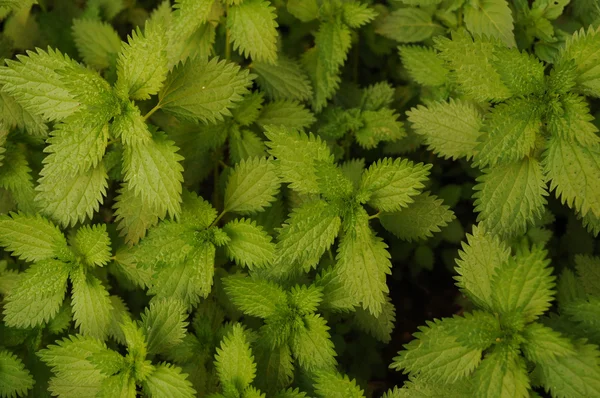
0, 0, 599, 397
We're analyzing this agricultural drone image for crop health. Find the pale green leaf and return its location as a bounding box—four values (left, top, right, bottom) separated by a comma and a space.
110, 101, 152, 147
291, 313, 337, 372
72, 18, 121, 70
399, 45, 449, 87
41, 112, 109, 176
390, 317, 483, 383
142, 299, 189, 356
360, 157, 431, 212
264, 125, 334, 195
70, 224, 112, 267
214, 323, 256, 391
0, 91, 48, 136
342, 2, 378, 28
455, 224, 511, 309
0, 212, 67, 262
472, 344, 530, 398
546, 93, 600, 148
123, 131, 184, 218
0, 350, 34, 398
97, 374, 136, 398
252, 56, 313, 101
224, 157, 280, 214
335, 208, 391, 316
376, 8, 439, 43
158, 57, 253, 124
490, 245, 554, 322
223, 275, 287, 319
113, 182, 162, 246
0, 48, 83, 121
38, 335, 108, 398
314, 371, 364, 398
407, 99, 483, 160
228, 0, 278, 63
522, 322, 575, 363
71, 268, 113, 339
543, 136, 600, 218
492, 46, 545, 97
354, 295, 396, 343
555, 26, 600, 97
473, 157, 548, 237
435, 30, 511, 102
355, 108, 405, 149
3, 260, 69, 328
36, 161, 108, 227
532, 340, 600, 398
116, 19, 168, 100
222, 218, 275, 269
287, 284, 323, 316
380, 192, 455, 241
464, 0, 516, 47
256, 100, 315, 132
276, 200, 341, 271
143, 363, 195, 398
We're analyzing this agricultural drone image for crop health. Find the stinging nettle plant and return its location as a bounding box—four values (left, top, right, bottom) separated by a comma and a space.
0, 0, 599, 397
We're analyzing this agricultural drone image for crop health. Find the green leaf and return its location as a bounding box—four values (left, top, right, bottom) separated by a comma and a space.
256, 100, 315, 132
72, 18, 121, 70
435, 30, 511, 102
229, 128, 266, 164
123, 131, 184, 218
490, 245, 554, 322
143, 363, 195, 398
354, 296, 396, 343
532, 340, 600, 397
116, 19, 168, 100
222, 218, 275, 269
360, 82, 395, 111
232, 92, 264, 126
253, 340, 294, 394
0, 350, 34, 398
445, 311, 501, 350
380, 192, 455, 241
399, 45, 449, 87
342, 2, 378, 28
110, 101, 152, 147
555, 26, 600, 97
224, 157, 280, 215
360, 158, 431, 213
355, 108, 405, 149
522, 322, 575, 363
291, 313, 337, 372
41, 112, 109, 176
71, 268, 113, 339
0, 48, 83, 121
287, 0, 318, 22
70, 224, 112, 267
475, 98, 543, 167
277, 200, 341, 271
264, 125, 334, 195
473, 157, 548, 237
543, 136, 600, 218
0, 91, 48, 136
287, 284, 323, 316
0, 212, 67, 262
315, 267, 359, 313
0, 143, 36, 213
121, 318, 148, 360
390, 317, 483, 383
141, 299, 189, 356
3, 260, 69, 328
113, 182, 162, 246
158, 57, 254, 124
228, 0, 278, 63
335, 208, 391, 316
376, 8, 440, 43
36, 162, 108, 227
38, 335, 108, 398
464, 0, 516, 47
314, 371, 365, 398
407, 99, 483, 160
472, 343, 530, 398
252, 56, 313, 101
492, 47, 545, 97
97, 374, 136, 398
223, 276, 287, 319
454, 224, 511, 309
575, 255, 600, 297
166, 0, 215, 66
274, 388, 308, 398
546, 93, 600, 148
214, 323, 256, 392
